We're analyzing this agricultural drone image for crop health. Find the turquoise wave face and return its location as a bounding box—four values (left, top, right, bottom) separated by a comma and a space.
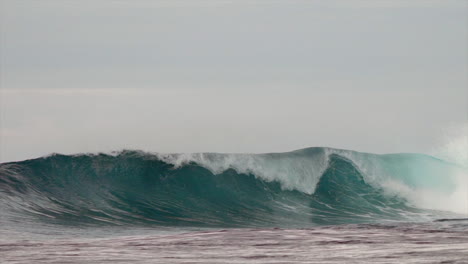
0, 148, 464, 227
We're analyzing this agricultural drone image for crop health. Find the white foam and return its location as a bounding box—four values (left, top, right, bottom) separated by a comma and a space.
156, 148, 330, 194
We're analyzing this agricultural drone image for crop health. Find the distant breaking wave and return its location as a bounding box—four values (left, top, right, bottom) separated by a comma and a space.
0, 147, 466, 227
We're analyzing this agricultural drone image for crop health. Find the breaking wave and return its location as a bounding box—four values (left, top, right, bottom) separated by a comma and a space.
0, 147, 466, 227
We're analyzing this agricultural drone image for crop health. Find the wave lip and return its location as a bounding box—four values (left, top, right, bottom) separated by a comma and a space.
0, 147, 466, 227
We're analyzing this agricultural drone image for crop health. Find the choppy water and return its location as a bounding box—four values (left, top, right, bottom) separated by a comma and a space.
1, 147, 467, 263
3, 222, 468, 263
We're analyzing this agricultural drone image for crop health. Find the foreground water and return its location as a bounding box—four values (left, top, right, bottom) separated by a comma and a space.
1, 147, 467, 263
2, 222, 468, 263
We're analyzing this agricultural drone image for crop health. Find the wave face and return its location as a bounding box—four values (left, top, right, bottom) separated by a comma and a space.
0, 148, 466, 227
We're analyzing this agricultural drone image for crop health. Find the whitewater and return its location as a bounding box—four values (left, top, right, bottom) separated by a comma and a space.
1, 147, 468, 263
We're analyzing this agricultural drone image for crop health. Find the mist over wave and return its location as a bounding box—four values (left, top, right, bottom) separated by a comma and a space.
433, 123, 468, 168
0, 147, 466, 227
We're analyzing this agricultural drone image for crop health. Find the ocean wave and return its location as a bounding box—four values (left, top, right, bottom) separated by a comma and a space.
0, 147, 465, 227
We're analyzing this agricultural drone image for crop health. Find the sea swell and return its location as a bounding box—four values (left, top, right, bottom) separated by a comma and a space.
0, 147, 466, 227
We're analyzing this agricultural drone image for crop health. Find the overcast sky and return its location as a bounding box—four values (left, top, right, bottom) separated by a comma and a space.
0, 0, 467, 162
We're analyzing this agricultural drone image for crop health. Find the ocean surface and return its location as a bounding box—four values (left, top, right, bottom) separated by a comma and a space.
1, 147, 467, 263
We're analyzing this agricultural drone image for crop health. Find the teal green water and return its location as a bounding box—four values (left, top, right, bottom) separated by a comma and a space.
1, 148, 464, 227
